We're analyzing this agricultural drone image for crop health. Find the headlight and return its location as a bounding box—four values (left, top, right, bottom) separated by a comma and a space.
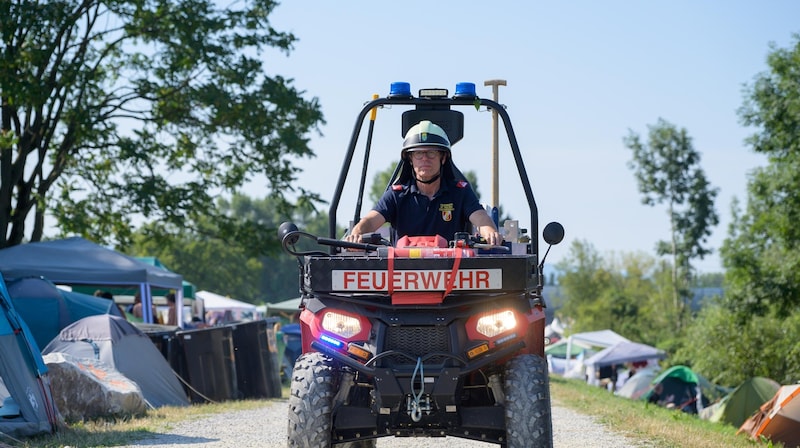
322, 312, 361, 338
475, 310, 517, 338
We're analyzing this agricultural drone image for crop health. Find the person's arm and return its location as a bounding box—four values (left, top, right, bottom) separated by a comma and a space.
468, 209, 503, 245
345, 210, 387, 243
168, 306, 177, 325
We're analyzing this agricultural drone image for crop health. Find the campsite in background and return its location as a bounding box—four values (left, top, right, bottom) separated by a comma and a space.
544, 323, 800, 446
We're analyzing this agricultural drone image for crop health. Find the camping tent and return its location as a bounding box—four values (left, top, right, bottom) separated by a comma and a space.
6, 276, 124, 349
196, 290, 257, 323
42, 314, 189, 408
645, 365, 715, 414
584, 341, 666, 388
616, 366, 660, 400
0, 237, 184, 326
0, 274, 60, 437
700, 377, 780, 428
738, 384, 800, 447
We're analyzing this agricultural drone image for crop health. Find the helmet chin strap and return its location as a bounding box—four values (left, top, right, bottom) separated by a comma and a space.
415, 171, 441, 185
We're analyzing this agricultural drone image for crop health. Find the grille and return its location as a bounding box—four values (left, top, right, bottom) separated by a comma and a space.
383, 326, 450, 366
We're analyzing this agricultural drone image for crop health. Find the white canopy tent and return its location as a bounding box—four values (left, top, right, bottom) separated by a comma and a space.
195, 290, 257, 323
562, 329, 630, 377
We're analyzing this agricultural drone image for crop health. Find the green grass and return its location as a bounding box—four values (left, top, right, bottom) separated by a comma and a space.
550, 376, 778, 448
2, 379, 780, 448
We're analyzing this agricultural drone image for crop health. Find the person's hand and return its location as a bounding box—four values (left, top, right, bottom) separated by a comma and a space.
344, 232, 361, 243
479, 227, 503, 246
343, 232, 367, 251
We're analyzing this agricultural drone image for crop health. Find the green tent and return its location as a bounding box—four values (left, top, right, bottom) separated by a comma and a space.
699, 377, 780, 428
646, 365, 729, 410
652, 365, 701, 385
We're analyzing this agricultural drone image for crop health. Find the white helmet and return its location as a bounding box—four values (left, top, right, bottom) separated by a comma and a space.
401, 120, 451, 159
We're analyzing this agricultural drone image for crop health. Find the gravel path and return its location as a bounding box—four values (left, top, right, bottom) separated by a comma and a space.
118, 398, 644, 448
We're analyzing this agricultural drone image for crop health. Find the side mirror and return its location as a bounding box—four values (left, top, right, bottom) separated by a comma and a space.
278, 221, 300, 245
543, 222, 564, 246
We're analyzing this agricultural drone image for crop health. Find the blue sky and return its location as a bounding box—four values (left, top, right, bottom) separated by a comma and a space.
259, 1, 800, 273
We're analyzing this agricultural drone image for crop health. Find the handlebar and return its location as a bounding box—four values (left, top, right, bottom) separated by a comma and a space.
279, 223, 510, 257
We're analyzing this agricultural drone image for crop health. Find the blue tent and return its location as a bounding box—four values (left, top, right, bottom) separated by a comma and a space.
0, 274, 60, 437
6, 276, 124, 349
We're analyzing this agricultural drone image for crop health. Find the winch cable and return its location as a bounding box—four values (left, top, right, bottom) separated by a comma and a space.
410, 357, 425, 422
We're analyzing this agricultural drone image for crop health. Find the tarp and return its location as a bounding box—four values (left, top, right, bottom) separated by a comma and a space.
738, 384, 800, 447
584, 341, 666, 368
700, 377, 779, 428
42, 314, 189, 408
6, 276, 124, 349
0, 237, 184, 325
0, 274, 60, 437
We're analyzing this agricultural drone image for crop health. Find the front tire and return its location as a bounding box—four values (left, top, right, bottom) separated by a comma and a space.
287, 352, 376, 448
504, 354, 553, 448
288, 353, 337, 447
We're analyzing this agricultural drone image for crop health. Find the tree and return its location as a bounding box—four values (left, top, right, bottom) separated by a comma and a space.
554, 240, 669, 344
722, 34, 800, 317
624, 119, 719, 330
674, 304, 800, 386
0, 0, 324, 252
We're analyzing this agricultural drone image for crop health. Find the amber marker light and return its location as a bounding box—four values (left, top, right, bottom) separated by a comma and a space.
466, 343, 490, 359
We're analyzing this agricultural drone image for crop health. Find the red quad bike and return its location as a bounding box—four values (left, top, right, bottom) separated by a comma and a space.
280, 82, 564, 448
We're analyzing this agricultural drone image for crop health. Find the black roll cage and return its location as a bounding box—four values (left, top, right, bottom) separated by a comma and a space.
328, 94, 539, 258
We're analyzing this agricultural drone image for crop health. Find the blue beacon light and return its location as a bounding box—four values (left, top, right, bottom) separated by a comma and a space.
388, 82, 412, 98
453, 82, 477, 98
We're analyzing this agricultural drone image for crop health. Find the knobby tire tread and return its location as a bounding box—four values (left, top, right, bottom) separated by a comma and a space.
504, 354, 553, 448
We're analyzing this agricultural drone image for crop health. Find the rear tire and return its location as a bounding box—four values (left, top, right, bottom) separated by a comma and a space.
504, 354, 553, 448
287, 352, 376, 448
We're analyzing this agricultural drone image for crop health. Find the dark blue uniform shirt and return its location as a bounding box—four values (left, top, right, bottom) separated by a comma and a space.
373, 179, 483, 241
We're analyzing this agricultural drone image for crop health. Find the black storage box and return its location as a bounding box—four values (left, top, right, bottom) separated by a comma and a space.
229, 318, 282, 399
175, 325, 238, 403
